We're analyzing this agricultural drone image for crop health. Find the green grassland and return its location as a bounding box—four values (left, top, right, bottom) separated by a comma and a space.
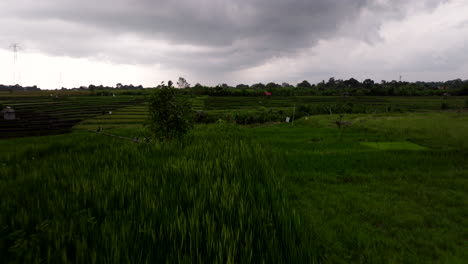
1, 94, 467, 263
252, 113, 468, 263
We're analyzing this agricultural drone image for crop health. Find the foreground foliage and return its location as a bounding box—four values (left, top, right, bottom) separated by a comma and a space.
0, 125, 309, 263
1, 112, 467, 263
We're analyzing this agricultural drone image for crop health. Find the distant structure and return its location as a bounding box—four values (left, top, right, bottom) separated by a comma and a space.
2, 106, 16, 120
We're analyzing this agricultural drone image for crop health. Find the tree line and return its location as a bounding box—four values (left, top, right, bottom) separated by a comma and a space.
182, 78, 468, 96
2, 77, 468, 96
0, 84, 40, 92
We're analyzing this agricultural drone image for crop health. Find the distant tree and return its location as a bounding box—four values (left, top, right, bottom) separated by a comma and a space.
177, 77, 190, 89
343, 78, 360, 88
220, 83, 232, 89
148, 81, 194, 141
89, 84, 96, 93
281, 82, 293, 88
363, 79, 374, 88
266, 82, 280, 90
236, 84, 249, 89
297, 80, 312, 89
116, 83, 123, 89
251, 83, 266, 89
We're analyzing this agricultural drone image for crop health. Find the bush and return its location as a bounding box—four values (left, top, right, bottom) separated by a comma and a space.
148, 82, 194, 141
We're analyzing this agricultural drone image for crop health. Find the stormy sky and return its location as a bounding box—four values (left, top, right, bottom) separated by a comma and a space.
0, 0, 467, 89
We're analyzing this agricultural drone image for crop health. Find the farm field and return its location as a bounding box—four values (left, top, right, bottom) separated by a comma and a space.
1, 94, 467, 263
252, 113, 468, 263
0, 92, 145, 138
72, 94, 468, 131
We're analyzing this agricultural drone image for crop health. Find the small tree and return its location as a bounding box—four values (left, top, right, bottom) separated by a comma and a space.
148, 81, 194, 141
177, 77, 190, 89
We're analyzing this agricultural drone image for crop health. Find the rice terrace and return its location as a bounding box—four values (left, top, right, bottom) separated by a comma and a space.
1, 80, 467, 263
2, 0, 468, 263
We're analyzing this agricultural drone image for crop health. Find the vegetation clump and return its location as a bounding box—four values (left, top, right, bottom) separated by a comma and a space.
148, 81, 194, 141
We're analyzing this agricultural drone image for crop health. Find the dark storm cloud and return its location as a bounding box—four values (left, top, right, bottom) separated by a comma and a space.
0, 0, 446, 73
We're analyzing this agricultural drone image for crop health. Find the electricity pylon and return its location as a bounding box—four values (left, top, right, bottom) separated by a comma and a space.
10, 43, 21, 85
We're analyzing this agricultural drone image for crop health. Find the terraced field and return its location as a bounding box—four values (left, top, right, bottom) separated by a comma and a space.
74, 105, 149, 131
203, 96, 468, 112
74, 97, 205, 131
0, 94, 145, 138
3, 93, 466, 138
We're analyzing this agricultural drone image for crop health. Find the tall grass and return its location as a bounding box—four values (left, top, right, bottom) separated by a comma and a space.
0, 125, 310, 263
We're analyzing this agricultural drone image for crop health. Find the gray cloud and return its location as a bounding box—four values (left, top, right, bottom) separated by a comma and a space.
0, 0, 452, 78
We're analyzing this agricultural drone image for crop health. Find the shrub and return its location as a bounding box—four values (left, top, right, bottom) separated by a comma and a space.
148, 82, 194, 141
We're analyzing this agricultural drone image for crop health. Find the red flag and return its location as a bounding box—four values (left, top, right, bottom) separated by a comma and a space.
264, 91, 272, 96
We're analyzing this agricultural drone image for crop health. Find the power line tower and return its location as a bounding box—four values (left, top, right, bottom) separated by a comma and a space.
10, 43, 21, 86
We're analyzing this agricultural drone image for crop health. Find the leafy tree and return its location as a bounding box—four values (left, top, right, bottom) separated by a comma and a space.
177, 77, 190, 89
343, 78, 360, 88
266, 82, 280, 90
297, 80, 312, 89
363, 79, 374, 88
148, 81, 194, 141
236, 84, 249, 89
251, 83, 266, 89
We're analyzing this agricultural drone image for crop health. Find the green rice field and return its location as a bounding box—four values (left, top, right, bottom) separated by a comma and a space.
1, 92, 467, 263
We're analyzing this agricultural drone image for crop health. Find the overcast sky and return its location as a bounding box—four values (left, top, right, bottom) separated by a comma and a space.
0, 0, 467, 89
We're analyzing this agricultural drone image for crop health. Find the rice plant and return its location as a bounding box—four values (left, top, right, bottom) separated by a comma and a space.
0, 124, 311, 263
